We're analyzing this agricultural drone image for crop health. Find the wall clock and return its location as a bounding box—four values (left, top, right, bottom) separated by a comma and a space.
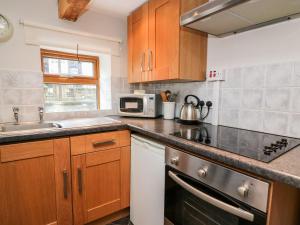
0, 14, 13, 42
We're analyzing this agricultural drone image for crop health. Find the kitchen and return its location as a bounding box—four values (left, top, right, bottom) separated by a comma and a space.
0, 0, 300, 225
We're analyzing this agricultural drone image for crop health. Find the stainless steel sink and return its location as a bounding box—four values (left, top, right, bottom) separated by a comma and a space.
0, 122, 62, 132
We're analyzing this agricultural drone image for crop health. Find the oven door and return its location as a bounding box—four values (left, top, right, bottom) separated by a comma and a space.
165, 166, 267, 225
119, 97, 145, 114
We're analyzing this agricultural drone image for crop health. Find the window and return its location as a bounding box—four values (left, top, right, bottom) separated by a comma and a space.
41, 49, 100, 112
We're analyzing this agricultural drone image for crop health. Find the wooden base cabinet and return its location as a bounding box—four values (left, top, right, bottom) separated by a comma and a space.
71, 131, 131, 225
267, 182, 300, 225
0, 139, 73, 225
128, 0, 208, 83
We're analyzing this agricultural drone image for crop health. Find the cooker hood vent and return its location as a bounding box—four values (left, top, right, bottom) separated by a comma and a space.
180, 0, 300, 37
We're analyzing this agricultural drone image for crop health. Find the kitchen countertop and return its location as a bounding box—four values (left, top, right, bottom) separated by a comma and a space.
0, 117, 128, 144
1, 116, 300, 189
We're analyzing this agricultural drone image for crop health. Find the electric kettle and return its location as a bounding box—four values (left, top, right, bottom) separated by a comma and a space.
179, 95, 201, 124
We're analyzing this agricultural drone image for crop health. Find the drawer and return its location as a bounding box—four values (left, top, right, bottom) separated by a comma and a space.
86, 132, 120, 153
0, 140, 54, 162
71, 130, 131, 155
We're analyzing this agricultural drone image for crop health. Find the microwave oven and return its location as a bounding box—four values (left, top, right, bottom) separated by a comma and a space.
118, 94, 162, 118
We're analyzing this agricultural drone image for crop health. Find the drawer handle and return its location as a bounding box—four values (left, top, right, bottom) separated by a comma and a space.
92, 139, 116, 148
63, 170, 68, 199
78, 168, 83, 194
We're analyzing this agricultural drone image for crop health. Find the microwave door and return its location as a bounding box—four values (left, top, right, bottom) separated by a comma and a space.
120, 97, 144, 114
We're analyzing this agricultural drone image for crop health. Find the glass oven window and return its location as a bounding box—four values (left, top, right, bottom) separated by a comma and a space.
165, 168, 266, 225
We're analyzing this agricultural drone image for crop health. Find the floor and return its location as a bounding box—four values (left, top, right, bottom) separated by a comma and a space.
107, 216, 133, 225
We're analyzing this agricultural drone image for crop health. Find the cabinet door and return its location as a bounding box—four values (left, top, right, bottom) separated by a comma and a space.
148, 0, 180, 81
128, 3, 149, 83
72, 147, 130, 225
0, 139, 72, 225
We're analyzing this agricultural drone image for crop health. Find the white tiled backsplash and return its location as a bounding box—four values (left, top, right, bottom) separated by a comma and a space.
0, 69, 130, 123
219, 61, 300, 138
130, 81, 217, 124
132, 61, 300, 138
1, 61, 299, 138
0, 70, 44, 123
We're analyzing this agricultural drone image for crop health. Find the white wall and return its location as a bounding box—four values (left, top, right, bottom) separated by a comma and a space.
0, 0, 126, 71
0, 0, 129, 122
207, 18, 300, 68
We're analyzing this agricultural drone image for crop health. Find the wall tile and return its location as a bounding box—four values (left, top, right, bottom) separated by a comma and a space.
22, 72, 43, 88
139, 61, 300, 137
242, 65, 266, 88
241, 89, 263, 110
266, 63, 293, 87
239, 110, 263, 131
21, 89, 44, 106
291, 88, 300, 113
20, 106, 40, 122
0, 88, 3, 106
263, 112, 289, 135
2, 89, 23, 105
293, 62, 300, 86
289, 113, 300, 138
264, 88, 291, 111
1, 107, 15, 123
219, 109, 239, 127
221, 89, 241, 109
206, 81, 215, 89
1, 71, 24, 88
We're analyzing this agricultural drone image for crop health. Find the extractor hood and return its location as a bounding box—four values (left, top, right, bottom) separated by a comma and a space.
180, 0, 300, 37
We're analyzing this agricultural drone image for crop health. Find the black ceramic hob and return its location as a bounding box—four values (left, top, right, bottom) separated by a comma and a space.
171, 123, 300, 163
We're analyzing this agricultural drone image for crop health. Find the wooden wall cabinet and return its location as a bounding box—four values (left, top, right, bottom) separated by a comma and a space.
128, 2, 149, 83
71, 130, 131, 225
128, 0, 208, 83
0, 139, 73, 225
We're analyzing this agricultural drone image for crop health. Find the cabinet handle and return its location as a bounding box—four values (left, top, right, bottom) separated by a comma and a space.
141, 52, 145, 72
78, 168, 83, 194
148, 49, 153, 71
63, 170, 68, 199
92, 139, 116, 148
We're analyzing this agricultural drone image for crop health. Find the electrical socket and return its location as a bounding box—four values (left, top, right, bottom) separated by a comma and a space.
206, 69, 225, 82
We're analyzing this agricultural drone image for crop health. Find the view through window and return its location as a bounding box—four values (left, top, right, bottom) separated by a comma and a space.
41, 49, 100, 112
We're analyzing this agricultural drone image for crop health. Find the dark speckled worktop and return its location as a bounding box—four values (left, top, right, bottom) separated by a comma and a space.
1, 116, 300, 189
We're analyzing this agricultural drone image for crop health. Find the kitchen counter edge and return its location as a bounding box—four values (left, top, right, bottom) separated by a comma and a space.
0, 117, 300, 190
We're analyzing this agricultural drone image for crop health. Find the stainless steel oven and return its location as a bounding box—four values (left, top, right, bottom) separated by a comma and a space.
165, 146, 270, 225
118, 94, 162, 118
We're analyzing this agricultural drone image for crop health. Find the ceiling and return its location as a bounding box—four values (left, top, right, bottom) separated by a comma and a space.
89, 0, 147, 18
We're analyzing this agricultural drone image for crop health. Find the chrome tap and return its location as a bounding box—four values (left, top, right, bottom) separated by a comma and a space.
13, 107, 19, 124
38, 107, 44, 123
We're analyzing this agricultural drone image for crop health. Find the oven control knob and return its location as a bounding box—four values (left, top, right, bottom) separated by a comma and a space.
170, 157, 179, 166
197, 167, 208, 178
237, 184, 249, 198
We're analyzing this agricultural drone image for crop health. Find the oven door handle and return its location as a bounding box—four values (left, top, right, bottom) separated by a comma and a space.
168, 171, 255, 222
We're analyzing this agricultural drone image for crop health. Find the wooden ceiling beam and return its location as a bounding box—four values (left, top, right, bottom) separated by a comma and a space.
58, 0, 91, 22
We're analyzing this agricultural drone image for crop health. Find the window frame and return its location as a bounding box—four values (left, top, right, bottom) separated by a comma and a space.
40, 49, 100, 110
